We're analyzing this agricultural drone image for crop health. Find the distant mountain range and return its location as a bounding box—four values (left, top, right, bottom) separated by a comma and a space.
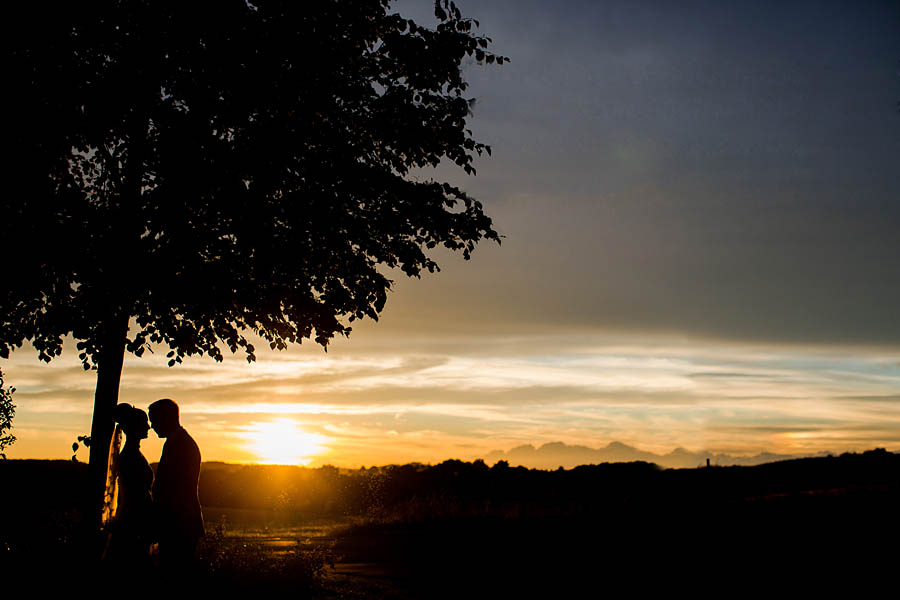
481, 441, 831, 469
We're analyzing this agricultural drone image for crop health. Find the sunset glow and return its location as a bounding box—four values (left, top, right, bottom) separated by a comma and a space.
238, 419, 328, 465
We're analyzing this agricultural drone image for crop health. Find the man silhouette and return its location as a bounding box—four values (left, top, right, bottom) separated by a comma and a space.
149, 398, 204, 566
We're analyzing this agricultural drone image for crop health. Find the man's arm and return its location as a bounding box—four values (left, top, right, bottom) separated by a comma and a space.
152, 439, 172, 504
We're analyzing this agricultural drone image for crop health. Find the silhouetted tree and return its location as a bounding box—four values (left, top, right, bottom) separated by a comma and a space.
0, 369, 15, 458
3, 0, 506, 529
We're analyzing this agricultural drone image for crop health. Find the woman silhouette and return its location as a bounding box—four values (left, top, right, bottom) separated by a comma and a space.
105, 403, 154, 567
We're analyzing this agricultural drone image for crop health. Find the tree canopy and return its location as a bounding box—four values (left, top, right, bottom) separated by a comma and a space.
3, 0, 505, 368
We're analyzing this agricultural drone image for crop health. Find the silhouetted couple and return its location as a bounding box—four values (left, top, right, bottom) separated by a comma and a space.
107, 398, 204, 571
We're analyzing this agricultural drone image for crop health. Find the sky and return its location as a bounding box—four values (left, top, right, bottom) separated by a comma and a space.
4, 0, 899, 467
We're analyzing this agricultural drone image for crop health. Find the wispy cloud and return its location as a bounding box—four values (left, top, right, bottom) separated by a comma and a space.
5, 333, 898, 465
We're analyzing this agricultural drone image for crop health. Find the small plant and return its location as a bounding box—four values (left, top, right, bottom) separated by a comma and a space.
0, 369, 15, 458
71, 435, 91, 462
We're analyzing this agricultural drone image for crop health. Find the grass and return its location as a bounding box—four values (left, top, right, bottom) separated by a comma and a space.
198, 526, 337, 592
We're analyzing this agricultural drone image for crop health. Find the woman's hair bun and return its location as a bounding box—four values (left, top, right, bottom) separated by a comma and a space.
114, 402, 135, 425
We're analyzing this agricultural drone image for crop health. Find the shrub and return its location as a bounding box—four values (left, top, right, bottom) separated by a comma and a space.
0, 369, 15, 458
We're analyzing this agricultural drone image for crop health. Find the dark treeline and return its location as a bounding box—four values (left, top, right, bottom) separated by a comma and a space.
195, 449, 899, 521
3, 448, 896, 521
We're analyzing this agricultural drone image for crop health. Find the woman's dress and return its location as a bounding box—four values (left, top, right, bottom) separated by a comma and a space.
106, 444, 154, 564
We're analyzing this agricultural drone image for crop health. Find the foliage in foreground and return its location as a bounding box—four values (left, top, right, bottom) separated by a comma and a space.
0, 369, 14, 457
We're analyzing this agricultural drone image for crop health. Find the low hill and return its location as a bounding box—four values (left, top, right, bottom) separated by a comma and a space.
483, 440, 830, 468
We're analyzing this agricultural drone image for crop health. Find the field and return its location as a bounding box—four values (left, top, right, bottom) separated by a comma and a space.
2, 451, 898, 596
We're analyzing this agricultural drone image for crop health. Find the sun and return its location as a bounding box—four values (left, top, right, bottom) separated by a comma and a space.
241, 419, 328, 465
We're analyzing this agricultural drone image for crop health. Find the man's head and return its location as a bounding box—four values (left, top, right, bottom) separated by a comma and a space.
149, 398, 180, 438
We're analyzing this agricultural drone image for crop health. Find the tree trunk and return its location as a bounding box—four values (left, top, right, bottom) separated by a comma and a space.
86, 314, 129, 533
86, 114, 145, 536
